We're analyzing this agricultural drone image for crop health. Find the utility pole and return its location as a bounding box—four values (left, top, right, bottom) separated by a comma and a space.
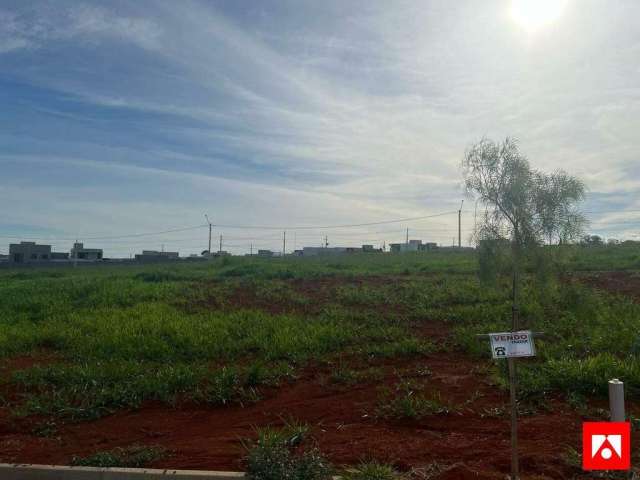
324, 236, 329, 248
250, 243, 253, 256
406, 228, 409, 245
219, 234, 222, 254
458, 200, 464, 248
204, 214, 212, 255
282, 231, 286, 256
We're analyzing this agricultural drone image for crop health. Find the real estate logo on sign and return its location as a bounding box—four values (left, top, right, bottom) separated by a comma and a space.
489, 331, 535, 359
582, 422, 630, 471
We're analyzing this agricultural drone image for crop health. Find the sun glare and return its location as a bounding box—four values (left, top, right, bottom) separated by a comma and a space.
511, 0, 568, 31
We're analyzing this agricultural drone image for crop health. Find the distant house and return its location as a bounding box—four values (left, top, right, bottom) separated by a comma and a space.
302, 246, 347, 256
0, 254, 8, 262
9, 241, 51, 263
389, 243, 401, 253
390, 240, 438, 253
135, 250, 179, 261
51, 252, 70, 260
257, 250, 274, 257
70, 242, 103, 261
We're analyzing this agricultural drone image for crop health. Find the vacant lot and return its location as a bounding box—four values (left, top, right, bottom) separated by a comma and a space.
1, 247, 639, 478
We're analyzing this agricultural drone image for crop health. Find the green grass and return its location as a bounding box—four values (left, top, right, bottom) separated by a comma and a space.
377, 380, 450, 419
451, 278, 640, 399
0, 257, 451, 419
2, 245, 640, 421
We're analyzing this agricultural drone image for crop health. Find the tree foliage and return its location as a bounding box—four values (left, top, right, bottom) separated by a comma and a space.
463, 137, 586, 248
581, 235, 604, 247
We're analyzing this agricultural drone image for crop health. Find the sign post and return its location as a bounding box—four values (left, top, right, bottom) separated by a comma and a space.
477, 330, 542, 480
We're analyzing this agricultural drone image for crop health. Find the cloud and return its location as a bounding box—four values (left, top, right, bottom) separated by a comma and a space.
2, 0, 640, 253
0, 3, 160, 54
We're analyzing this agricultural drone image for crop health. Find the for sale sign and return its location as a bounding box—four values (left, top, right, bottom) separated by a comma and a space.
489, 331, 535, 359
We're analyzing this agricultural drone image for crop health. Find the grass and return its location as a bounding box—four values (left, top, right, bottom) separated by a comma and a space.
341, 461, 403, 480
325, 366, 385, 386
2, 245, 640, 421
244, 424, 401, 480
377, 380, 450, 419
244, 424, 331, 480
71, 444, 165, 468
451, 278, 640, 399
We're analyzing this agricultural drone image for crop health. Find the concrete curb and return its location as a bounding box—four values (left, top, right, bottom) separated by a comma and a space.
0, 464, 246, 480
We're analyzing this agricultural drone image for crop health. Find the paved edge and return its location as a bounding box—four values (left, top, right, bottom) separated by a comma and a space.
0, 464, 246, 480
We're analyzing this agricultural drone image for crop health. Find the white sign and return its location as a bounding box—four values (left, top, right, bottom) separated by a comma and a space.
489, 331, 535, 359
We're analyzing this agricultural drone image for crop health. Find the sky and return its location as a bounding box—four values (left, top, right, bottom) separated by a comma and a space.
1, 0, 639, 257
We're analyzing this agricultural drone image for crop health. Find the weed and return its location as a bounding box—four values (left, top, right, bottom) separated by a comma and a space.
479, 406, 505, 418
327, 366, 384, 386
71, 444, 165, 468
564, 446, 581, 469
377, 380, 450, 419
244, 426, 331, 480
31, 420, 58, 438
341, 461, 403, 479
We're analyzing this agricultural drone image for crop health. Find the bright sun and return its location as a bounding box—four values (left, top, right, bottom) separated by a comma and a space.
511, 0, 568, 31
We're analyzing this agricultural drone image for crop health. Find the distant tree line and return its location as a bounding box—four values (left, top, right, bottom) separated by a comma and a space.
580, 235, 639, 247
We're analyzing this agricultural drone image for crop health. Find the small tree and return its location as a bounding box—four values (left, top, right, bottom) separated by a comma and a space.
463, 137, 586, 327
463, 137, 586, 480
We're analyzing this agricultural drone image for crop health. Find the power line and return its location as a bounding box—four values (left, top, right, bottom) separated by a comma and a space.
0, 211, 459, 240
6, 206, 640, 256
213, 211, 458, 230
0, 224, 207, 241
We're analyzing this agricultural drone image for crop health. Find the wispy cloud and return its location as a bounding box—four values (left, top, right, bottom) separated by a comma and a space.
1, 0, 640, 254
0, 3, 160, 54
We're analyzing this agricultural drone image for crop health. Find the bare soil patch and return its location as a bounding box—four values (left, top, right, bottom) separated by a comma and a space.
576, 270, 640, 302
191, 275, 412, 315
0, 323, 609, 479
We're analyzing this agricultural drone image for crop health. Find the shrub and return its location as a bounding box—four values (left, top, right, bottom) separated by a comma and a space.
245, 426, 331, 480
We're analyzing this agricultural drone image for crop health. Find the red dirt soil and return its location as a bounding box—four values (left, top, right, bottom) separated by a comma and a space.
0, 325, 611, 480
576, 270, 640, 302
1, 275, 638, 479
